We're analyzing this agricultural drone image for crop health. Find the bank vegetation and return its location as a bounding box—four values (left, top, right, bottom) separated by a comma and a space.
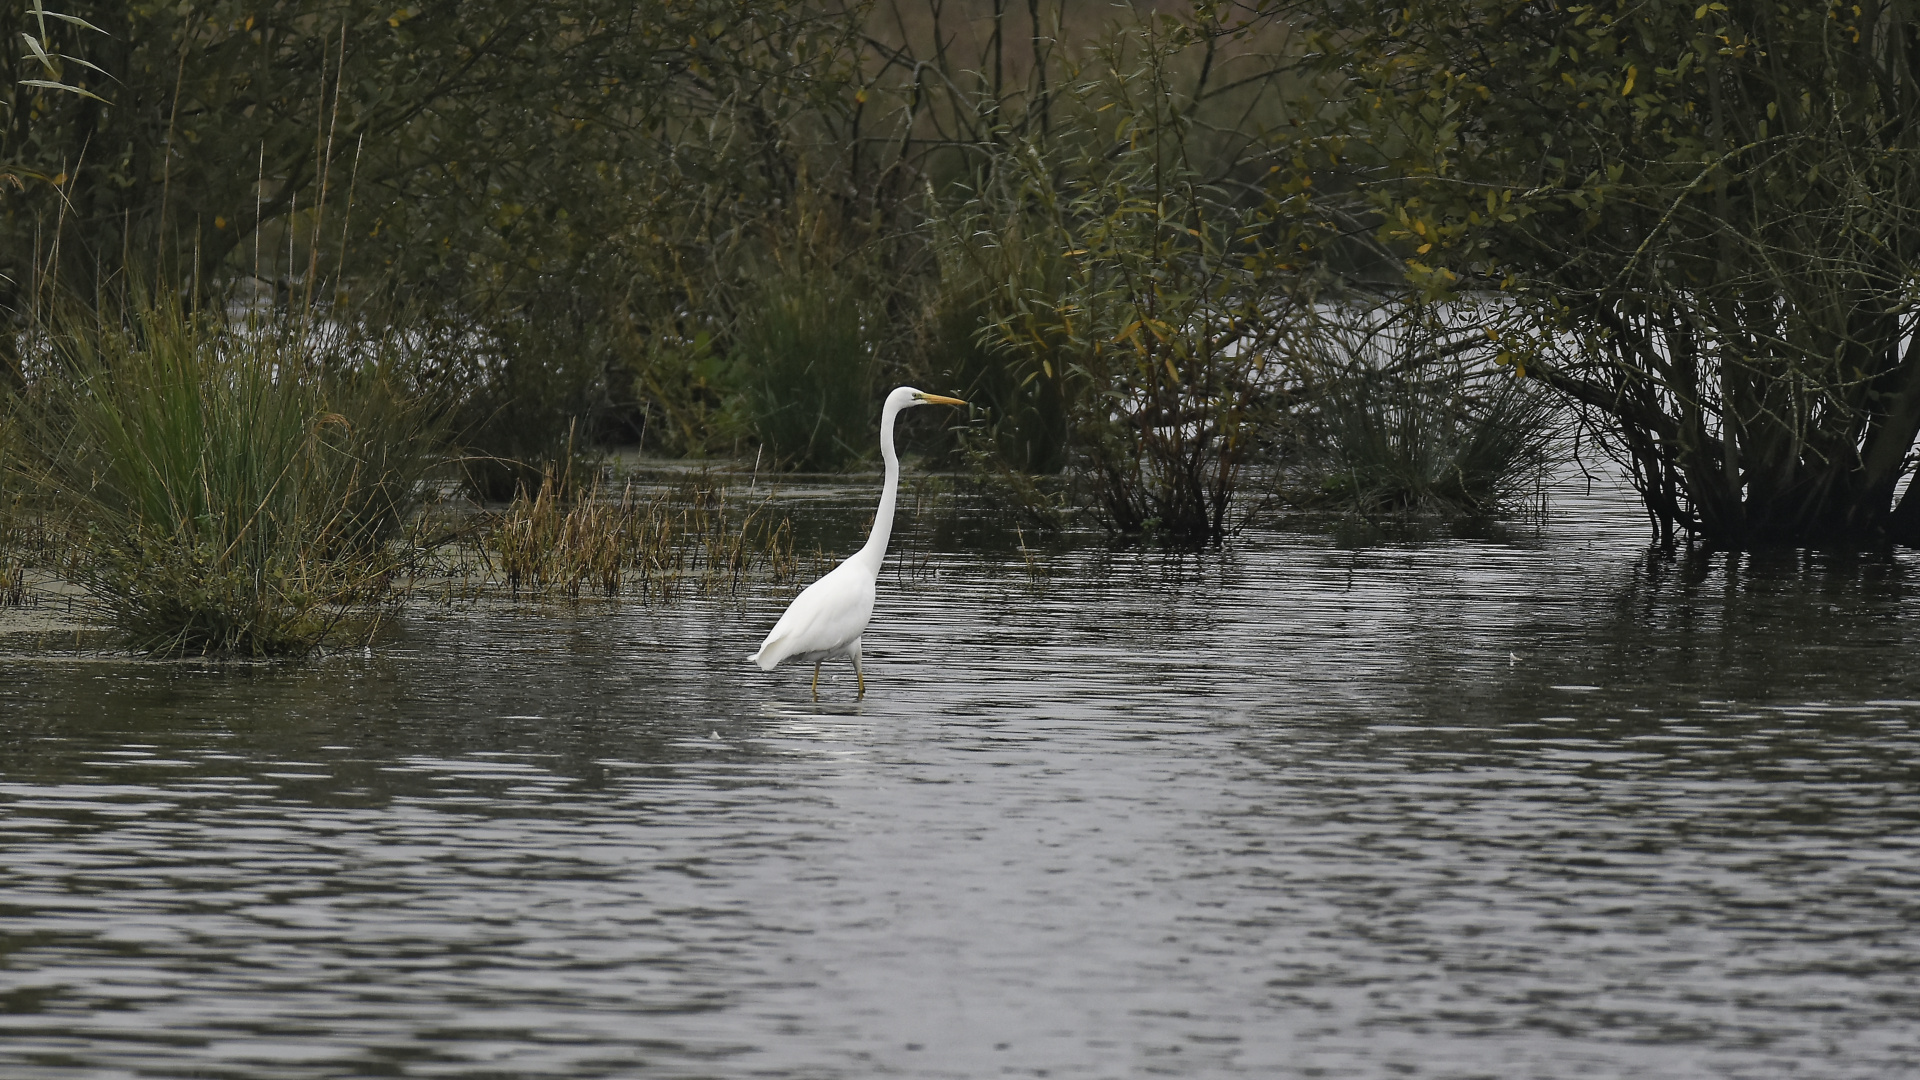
11, 0, 1900, 653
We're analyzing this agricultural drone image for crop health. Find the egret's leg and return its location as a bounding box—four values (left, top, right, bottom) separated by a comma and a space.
851, 639, 865, 699
811, 661, 822, 701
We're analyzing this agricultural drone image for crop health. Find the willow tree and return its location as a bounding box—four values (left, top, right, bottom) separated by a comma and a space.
1317, 0, 1920, 548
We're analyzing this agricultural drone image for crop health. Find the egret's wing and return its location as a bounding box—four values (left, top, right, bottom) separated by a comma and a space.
748, 563, 875, 669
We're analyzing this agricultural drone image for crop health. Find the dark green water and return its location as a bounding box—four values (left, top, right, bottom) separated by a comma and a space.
3, 482, 1919, 1077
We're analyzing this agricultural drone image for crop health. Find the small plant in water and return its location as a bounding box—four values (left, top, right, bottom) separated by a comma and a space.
1281, 304, 1562, 534
467, 466, 800, 602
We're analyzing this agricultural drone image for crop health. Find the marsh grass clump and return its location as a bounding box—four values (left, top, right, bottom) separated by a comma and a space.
487, 467, 639, 599
0, 466, 33, 608
474, 467, 799, 601
1292, 364, 1559, 527
18, 298, 441, 656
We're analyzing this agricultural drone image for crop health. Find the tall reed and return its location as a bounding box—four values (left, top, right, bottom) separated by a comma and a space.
732, 273, 877, 471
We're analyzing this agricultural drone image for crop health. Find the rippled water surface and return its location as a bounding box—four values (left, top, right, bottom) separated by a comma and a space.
5, 481, 1920, 1078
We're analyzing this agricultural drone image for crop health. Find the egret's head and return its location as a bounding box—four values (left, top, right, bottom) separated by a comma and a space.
896, 386, 967, 410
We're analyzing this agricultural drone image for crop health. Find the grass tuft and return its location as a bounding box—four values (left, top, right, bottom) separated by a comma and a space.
1296, 365, 1559, 525
14, 295, 441, 656
430, 466, 803, 603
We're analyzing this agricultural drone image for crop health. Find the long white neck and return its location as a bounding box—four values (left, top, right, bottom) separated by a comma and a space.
853, 396, 906, 570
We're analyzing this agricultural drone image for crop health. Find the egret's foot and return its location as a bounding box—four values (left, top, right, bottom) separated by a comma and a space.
811, 662, 822, 701
856, 669, 865, 698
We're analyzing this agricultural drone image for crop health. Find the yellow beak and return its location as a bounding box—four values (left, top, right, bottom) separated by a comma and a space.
917, 393, 968, 406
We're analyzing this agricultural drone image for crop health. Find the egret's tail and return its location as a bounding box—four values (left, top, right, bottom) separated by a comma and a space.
747, 646, 778, 671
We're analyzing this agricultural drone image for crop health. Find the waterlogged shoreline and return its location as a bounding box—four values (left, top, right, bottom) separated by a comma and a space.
0, 466, 1582, 659
0, 461, 846, 656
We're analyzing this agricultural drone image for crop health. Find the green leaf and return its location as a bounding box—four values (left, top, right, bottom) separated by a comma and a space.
18, 78, 107, 102
42, 11, 104, 34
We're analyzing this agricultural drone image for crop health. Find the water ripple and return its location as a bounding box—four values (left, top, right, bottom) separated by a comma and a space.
3, 481, 1920, 1076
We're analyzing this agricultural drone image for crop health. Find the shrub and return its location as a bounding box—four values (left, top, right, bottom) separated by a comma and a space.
944, 14, 1310, 543
1307, 368, 1556, 519
921, 225, 1073, 476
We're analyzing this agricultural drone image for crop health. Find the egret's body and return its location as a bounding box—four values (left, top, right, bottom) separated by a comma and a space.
749, 386, 964, 698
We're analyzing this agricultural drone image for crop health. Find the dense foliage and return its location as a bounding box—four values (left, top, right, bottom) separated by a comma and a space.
0, 1, 1602, 556
0, 1, 886, 484
20, 0, 1920, 661
1317, 0, 1920, 547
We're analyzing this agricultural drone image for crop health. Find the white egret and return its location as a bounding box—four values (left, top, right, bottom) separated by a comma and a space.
748, 386, 967, 698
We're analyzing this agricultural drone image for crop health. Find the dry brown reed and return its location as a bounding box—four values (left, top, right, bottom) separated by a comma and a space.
406, 468, 803, 604
1, 560, 23, 607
